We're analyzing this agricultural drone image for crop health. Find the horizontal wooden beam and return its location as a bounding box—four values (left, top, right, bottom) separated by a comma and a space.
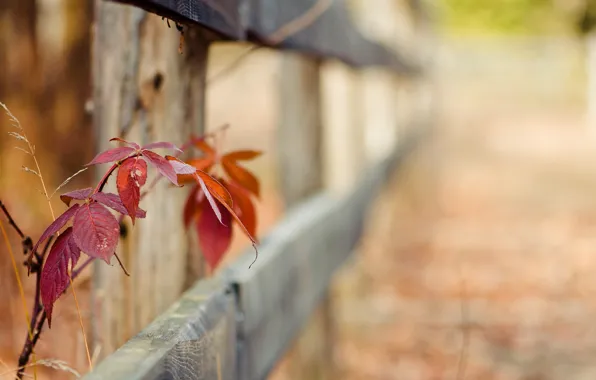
104, 0, 420, 73
225, 128, 424, 380
84, 277, 237, 380
82, 128, 428, 380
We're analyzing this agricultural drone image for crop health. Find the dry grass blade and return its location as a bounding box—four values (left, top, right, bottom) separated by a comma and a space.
0, 101, 22, 130
7, 131, 29, 143
14, 146, 31, 155
33, 359, 80, 378
49, 168, 89, 199
21, 166, 40, 177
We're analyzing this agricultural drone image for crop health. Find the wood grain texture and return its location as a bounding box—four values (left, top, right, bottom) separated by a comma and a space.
84, 278, 236, 380
103, 0, 420, 73
277, 52, 322, 208
92, 1, 209, 357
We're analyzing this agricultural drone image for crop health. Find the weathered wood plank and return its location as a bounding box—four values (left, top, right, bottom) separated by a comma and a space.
92, 1, 210, 356
83, 128, 427, 380
104, 0, 420, 73
226, 129, 425, 380
84, 278, 236, 380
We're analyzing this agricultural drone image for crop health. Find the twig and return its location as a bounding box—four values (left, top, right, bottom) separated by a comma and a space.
16, 257, 93, 380
0, 201, 25, 239
206, 0, 333, 85
113, 253, 130, 276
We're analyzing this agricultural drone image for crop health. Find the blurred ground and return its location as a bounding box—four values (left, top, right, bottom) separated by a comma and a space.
328, 37, 596, 379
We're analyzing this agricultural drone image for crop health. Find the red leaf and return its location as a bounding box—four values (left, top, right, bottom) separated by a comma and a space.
194, 173, 258, 261
116, 157, 148, 223
91, 193, 146, 218
183, 185, 203, 227
141, 150, 179, 186
40, 227, 81, 327
223, 150, 262, 161
221, 158, 260, 197
59, 188, 93, 206
226, 181, 257, 239
31, 204, 80, 257
142, 142, 183, 152
72, 203, 120, 263
109, 137, 140, 150
86, 147, 135, 166
196, 201, 232, 270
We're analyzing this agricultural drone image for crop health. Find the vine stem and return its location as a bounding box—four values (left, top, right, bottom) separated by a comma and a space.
0, 219, 35, 371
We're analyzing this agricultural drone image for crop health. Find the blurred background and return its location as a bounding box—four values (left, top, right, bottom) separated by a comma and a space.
2, 0, 596, 379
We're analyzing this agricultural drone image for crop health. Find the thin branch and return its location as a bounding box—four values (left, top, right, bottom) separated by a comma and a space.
206, 0, 333, 85
113, 252, 130, 276
0, 200, 25, 239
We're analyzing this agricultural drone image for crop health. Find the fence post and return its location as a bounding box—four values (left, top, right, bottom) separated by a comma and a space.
276, 52, 336, 379
92, 2, 210, 357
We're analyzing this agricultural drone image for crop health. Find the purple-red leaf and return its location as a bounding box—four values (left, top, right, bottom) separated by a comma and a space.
91, 193, 146, 218
86, 147, 135, 166
141, 150, 179, 186
109, 137, 141, 150
183, 185, 202, 228
116, 157, 148, 223
31, 204, 80, 257
72, 202, 120, 263
197, 201, 232, 270
59, 188, 93, 206
142, 142, 183, 152
40, 227, 81, 327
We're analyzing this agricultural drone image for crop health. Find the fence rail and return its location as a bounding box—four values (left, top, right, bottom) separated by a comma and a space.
107, 0, 420, 72
84, 128, 428, 380
86, 0, 431, 378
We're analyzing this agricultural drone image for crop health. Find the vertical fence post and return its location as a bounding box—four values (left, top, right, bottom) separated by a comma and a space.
92, 3, 210, 357
277, 51, 337, 380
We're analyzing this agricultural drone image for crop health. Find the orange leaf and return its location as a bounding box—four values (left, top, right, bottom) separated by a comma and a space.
221, 158, 260, 198
226, 181, 257, 240
223, 150, 262, 161
193, 138, 216, 157
195, 171, 233, 210
176, 158, 214, 185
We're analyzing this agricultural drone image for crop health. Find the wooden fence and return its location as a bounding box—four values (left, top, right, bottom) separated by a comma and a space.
85, 0, 433, 378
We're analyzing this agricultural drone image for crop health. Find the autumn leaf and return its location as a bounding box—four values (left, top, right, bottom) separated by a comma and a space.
72, 202, 120, 263
31, 204, 81, 258
183, 185, 203, 227
223, 150, 262, 161
177, 158, 214, 185
116, 157, 148, 223
141, 149, 179, 186
226, 180, 257, 239
91, 193, 146, 219
109, 137, 141, 149
86, 147, 135, 166
40, 227, 80, 327
197, 200, 232, 269
142, 141, 182, 152
221, 159, 260, 198
60, 188, 93, 206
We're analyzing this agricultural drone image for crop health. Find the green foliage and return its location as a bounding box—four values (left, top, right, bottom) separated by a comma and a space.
440, 0, 574, 36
